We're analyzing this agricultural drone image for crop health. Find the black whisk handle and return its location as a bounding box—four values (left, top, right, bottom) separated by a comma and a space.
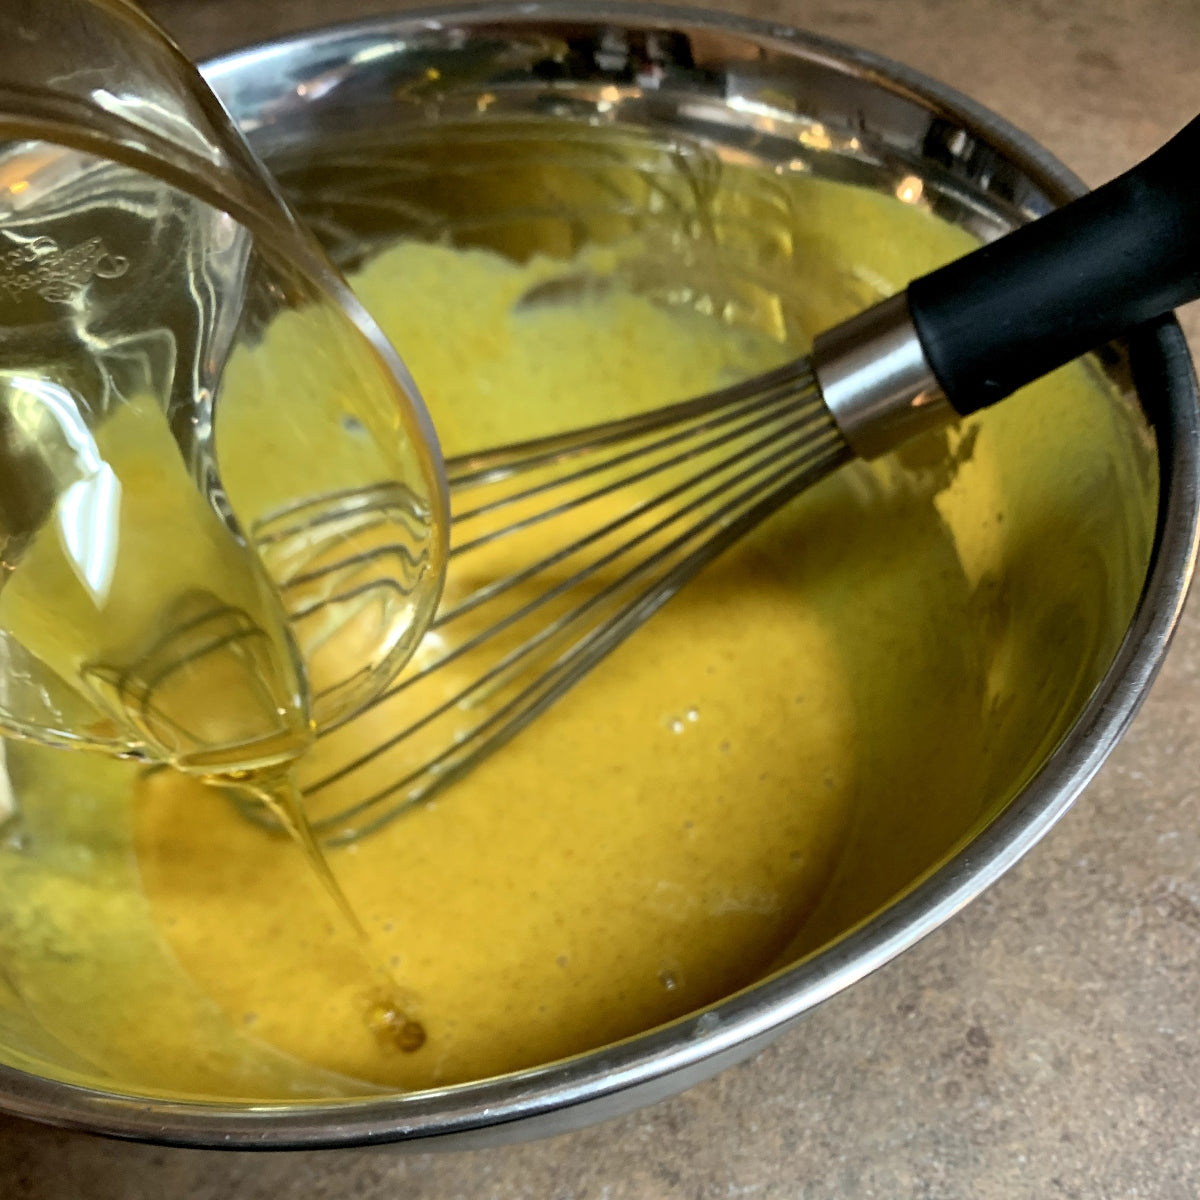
906, 113, 1200, 416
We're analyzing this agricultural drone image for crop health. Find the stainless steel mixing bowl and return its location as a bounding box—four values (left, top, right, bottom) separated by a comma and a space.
0, 1, 1195, 1149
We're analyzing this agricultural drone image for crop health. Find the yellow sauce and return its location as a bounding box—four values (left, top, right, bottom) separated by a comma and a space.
0, 175, 1156, 1100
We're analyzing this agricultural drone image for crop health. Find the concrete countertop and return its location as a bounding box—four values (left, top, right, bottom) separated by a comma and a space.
3, 1, 1200, 1195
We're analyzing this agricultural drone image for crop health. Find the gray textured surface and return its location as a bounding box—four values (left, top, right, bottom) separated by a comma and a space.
4, 0, 1200, 1195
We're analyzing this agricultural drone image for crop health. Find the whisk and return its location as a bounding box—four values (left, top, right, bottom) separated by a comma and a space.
292, 113, 1200, 844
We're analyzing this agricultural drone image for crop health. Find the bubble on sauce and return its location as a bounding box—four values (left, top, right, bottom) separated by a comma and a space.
657, 968, 680, 992
666, 708, 700, 734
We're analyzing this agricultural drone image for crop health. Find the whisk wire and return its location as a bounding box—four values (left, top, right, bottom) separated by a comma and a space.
286, 367, 850, 842
445, 359, 816, 486
310, 425, 849, 843
307, 429, 823, 769
451, 371, 812, 528
438, 398, 833, 625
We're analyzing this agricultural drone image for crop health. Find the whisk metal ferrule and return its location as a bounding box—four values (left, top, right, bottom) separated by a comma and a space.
812, 291, 952, 460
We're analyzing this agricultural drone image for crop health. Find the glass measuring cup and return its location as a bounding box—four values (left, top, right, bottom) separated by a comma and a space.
0, 0, 448, 773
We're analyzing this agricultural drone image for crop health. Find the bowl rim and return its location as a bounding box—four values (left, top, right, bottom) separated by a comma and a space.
1, 0, 1196, 1150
